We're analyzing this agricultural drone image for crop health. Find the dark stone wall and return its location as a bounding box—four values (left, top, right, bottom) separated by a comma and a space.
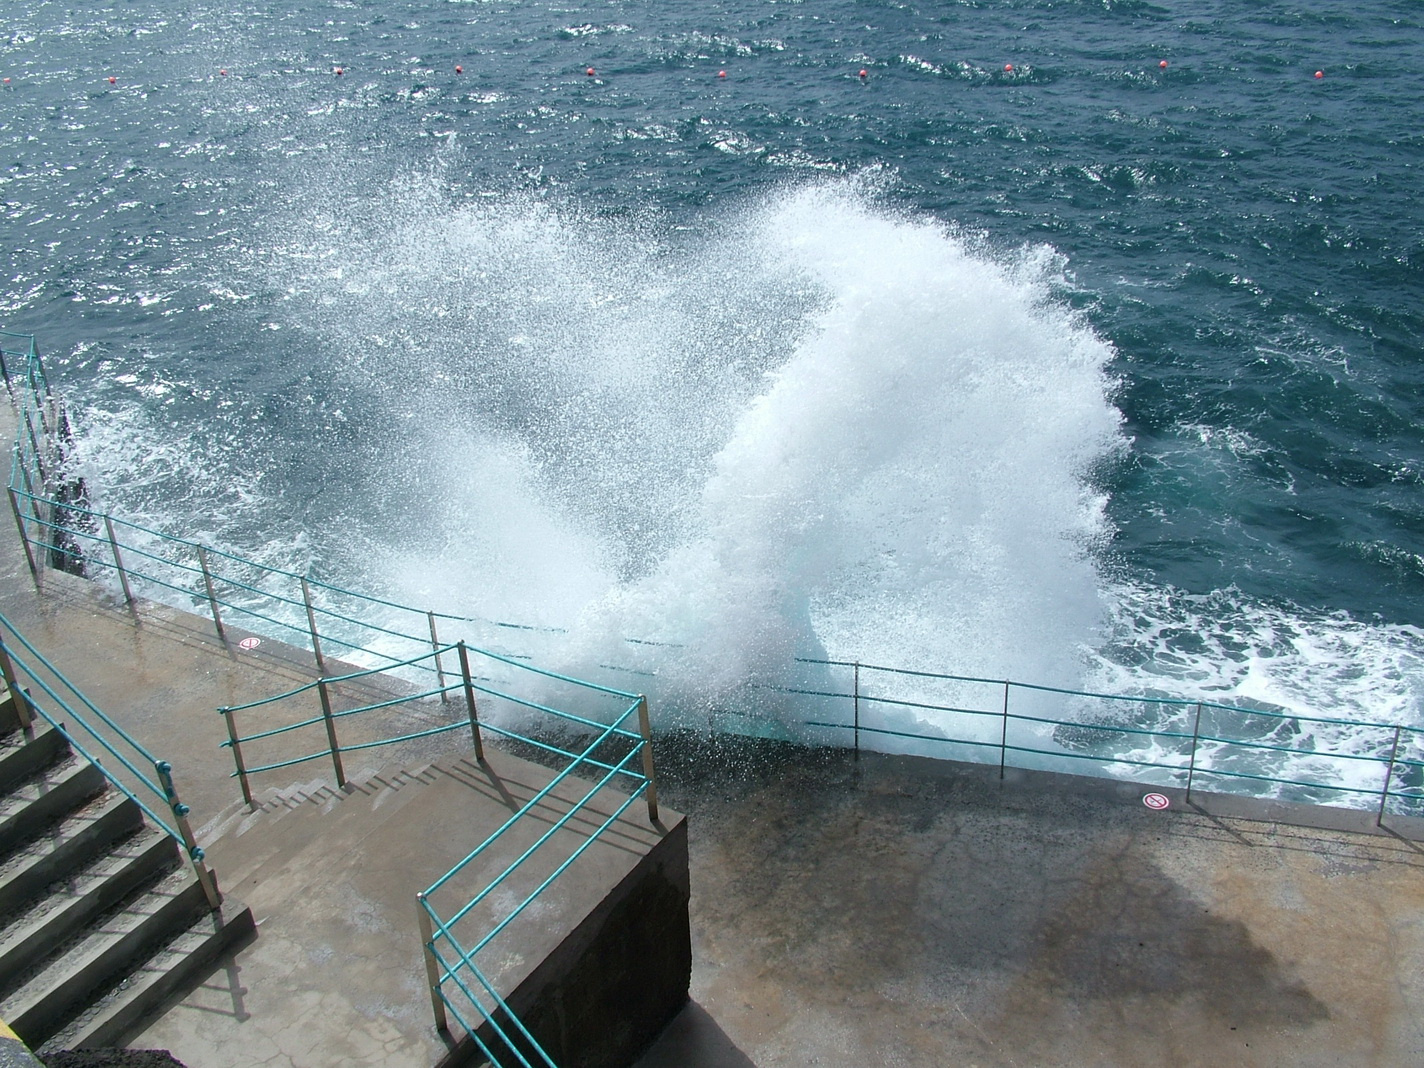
447, 815, 691, 1068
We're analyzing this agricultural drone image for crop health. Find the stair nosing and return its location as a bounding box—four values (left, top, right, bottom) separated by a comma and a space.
0, 867, 208, 1044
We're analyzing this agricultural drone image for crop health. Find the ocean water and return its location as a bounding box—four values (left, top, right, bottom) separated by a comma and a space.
2, 1, 1423, 757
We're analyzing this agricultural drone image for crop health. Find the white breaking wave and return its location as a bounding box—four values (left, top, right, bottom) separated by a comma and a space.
243, 170, 1123, 716
66, 167, 1424, 788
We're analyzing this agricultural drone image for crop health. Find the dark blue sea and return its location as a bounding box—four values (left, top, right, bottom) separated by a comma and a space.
2, 0, 1422, 766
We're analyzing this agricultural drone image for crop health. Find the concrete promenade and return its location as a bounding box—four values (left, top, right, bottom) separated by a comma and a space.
1, 497, 1422, 1065
640, 736, 1424, 1067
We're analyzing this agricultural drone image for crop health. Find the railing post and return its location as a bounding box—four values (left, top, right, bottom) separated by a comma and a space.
22, 404, 47, 483
637, 695, 659, 823
999, 681, 1010, 779
317, 678, 346, 788
416, 894, 451, 1035
429, 612, 448, 703
456, 641, 484, 761
103, 514, 134, 605
1377, 725, 1403, 828
852, 661, 860, 761
156, 760, 222, 910
220, 707, 255, 809
301, 577, 327, 676
1186, 703, 1204, 803
7, 487, 38, 582
197, 546, 225, 642
0, 635, 33, 735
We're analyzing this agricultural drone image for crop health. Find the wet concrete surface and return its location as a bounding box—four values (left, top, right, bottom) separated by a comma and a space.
634, 734, 1424, 1068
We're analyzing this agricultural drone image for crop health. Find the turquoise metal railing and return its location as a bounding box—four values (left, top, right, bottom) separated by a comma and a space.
217, 639, 656, 1066
8, 330, 1423, 815
0, 608, 221, 909
781, 658, 1424, 822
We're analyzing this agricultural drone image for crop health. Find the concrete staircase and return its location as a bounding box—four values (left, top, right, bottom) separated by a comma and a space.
0, 691, 254, 1055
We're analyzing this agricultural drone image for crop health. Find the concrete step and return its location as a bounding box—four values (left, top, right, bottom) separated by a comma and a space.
0, 829, 176, 996
0, 868, 210, 1047
0, 794, 143, 920
38, 895, 255, 1053
0, 756, 106, 857
207, 760, 447, 895
0, 721, 68, 796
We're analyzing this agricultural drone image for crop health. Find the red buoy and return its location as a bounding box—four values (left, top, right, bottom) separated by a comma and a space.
1004, 63, 1014, 72
108, 76, 116, 84
1159, 60, 1168, 69
334, 67, 343, 76
586, 67, 595, 76
859, 69, 868, 79
455, 65, 463, 74
1315, 70, 1324, 79
718, 70, 726, 78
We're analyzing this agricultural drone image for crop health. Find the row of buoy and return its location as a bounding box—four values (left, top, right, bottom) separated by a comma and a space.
1, 62, 1330, 87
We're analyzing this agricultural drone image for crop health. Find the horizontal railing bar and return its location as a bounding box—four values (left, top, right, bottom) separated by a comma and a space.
330, 685, 452, 719
794, 656, 1405, 731
1191, 732, 1393, 764
223, 713, 328, 744
1185, 764, 1384, 795
239, 749, 334, 776
465, 683, 642, 739
338, 720, 468, 753
479, 721, 648, 782
804, 720, 1002, 750
1, 625, 163, 768
441, 743, 646, 934
469, 782, 646, 958
425, 713, 640, 898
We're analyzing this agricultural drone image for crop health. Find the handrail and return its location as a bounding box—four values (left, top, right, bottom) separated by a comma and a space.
787, 658, 1424, 823
0, 609, 221, 909
216, 628, 658, 1065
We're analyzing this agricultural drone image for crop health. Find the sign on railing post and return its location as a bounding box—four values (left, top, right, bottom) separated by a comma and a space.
999, 681, 1010, 779
300, 577, 327, 676
156, 760, 222, 910
1377, 725, 1403, 827
457, 641, 484, 761
637, 695, 659, 823
219, 708, 256, 809
415, 894, 451, 1035
1186, 703, 1204, 803
429, 612, 448, 703
317, 678, 347, 788
197, 546, 226, 642
6, 487, 38, 581
103, 515, 134, 605
0, 635, 33, 735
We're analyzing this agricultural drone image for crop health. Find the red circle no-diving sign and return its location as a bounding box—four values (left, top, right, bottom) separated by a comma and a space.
1142, 792, 1170, 811
238, 636, 261, 651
